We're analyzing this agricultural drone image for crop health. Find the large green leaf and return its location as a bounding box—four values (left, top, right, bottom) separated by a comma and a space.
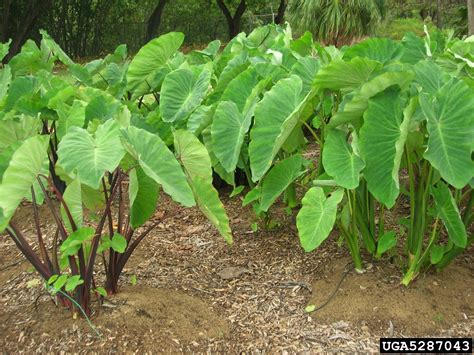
61, 178, 83, 233
187, 105, 214, 135
0, 142, 21, 181
211, 101, 251, 173
359, 88, 413, 208
414, 60, 448, 95
290, 31, 314, 57
57, 120, 125, 189
249, 75, 311, 182
56, 100, 86, 140
314, 57, 381, 91
254, 61, 287, 83
246, 24, 281, 49
260, 154, 303, 212
160, 65, 211, 122
174, 130, 232, 244
323, 129, 365, 190
297, 188, 344, 252
193, 39, 221, 59
139, 110, 173, 144
220, 67, 259, 113
129, 167, 159, 229
282, 123, 306, 153
202, 128, 235, 186
401, 32, 427, 64
242, 78, 271, 120
431, 182, 467, 248
0, 115, 41, 150
174, 129, 212, 180
420, 78, 474, 188
212, 51, 249, 100
343, 38, 403, 64
81, 184, 105, 211
290, 57, 320, 95
0, 135, 49, 231
40, 30, 74, 66
122, 126, 195, 207
8, 40, 53, 76
4, 76, 37, 112
191, 176, 233, 244
47, 85, 75, 113
329, 71, 414, 128
126, 32, 184, 98
84, 89, 121, 125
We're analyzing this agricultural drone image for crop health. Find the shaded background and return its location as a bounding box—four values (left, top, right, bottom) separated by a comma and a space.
1, 0, 471, 61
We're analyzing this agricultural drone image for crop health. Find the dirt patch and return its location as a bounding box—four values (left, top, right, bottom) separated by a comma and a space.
308, 256, 473, 336
26, 286, 228, 351
105, 286, 229, 341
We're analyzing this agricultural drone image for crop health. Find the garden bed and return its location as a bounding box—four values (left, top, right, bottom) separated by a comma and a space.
1, 193, 472, 352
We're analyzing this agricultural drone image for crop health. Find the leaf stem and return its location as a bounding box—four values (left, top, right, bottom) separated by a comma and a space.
301, 120, 322, 146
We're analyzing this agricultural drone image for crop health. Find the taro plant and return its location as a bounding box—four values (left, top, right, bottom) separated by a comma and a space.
0, 31, 130, 196
206, 26, 321, 227
0, 34, 233, 316
0, 122, 232, 315
297, 32, 473, 283
120, 24, 324, 230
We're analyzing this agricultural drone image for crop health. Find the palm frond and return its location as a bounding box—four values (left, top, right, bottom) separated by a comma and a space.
288, 0, 385, 45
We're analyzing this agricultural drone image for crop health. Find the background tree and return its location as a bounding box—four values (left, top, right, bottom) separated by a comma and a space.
46, 0, 115, 58
2, 0, 53, 61
436, 0, 443, 28
274, 0, 287, 24
287, 0, 385, 45
146, 0, 169, 42
0, 0, 11, 43
469, 0, 474, 35
216, 0, 248, 39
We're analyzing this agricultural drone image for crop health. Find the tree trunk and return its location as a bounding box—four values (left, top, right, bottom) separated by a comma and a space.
1, 0, 11, 43
436, 0, 443, 28
274, 0, 286, 25
216, 0, 247, 39
469, 0, 474, 35
146, 0, 169, 42
4, 0, 53, 62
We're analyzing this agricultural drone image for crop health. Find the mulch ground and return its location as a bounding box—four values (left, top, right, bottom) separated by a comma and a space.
0, 191, 472, 352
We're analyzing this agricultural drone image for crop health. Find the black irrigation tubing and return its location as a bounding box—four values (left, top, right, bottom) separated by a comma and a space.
310, 263, 353, 313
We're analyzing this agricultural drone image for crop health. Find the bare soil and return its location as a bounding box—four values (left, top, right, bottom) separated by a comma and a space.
0, 192, 472, 352
27, 286, 228, 352
309, 256, 473, 336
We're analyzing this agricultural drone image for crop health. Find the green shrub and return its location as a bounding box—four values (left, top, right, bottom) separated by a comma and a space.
375, 17, 436, 39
